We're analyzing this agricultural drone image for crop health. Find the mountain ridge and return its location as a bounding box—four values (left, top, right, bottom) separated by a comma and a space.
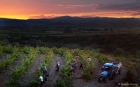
0, 16, 140, 29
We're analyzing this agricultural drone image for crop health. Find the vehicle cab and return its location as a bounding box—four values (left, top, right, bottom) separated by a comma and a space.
100, 63, 114, 80
101, 63, 113, 71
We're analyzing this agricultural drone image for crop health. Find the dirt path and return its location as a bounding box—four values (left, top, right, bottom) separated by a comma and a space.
45, 55, 65, 87
19, 54, 44, 87
0, 53, 10, 64
0, 55, 26, 86
71, 58, 82, 78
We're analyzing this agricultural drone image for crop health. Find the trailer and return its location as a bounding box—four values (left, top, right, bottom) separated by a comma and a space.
98, 62, 122, 83
112, 62, 122, 75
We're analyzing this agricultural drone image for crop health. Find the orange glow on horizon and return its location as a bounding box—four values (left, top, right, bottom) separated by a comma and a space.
0, 11, 139, 19
0, 15, 29, 20
1, 14, 139, 20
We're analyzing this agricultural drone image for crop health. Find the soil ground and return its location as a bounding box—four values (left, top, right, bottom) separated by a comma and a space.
44, 55, 65, 87
18, 54, 44, 87
0, 53, 10, 63
0, 55, 26, 86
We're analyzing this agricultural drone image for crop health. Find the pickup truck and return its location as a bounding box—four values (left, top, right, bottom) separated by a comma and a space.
98, 62, 122, 83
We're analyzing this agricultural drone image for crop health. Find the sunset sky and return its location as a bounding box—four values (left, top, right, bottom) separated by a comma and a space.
0, 0, 140, 19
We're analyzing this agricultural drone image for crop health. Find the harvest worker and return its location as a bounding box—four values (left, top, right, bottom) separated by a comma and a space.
68, 63, 74, 76
72, 58, 77, 64
39, 75, 44, 87
56, 60, 60, 71
88, 57, 92, 64
41, 65, 48, 76
71, 58, 77, 68
41, 65, 48, 83
72, 50, 75, 56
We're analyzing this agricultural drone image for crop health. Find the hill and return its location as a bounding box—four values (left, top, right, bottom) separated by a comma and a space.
0, 17, 140, 30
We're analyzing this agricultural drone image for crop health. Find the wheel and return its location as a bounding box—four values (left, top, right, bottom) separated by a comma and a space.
98, 77, 103, 83
112, 73, 116, 80
118, 69, 121, 75
105, 77, 109, 83
44, 77, 47, 81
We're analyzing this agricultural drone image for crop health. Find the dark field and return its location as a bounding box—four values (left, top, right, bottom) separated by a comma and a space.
0, 17, 140, 87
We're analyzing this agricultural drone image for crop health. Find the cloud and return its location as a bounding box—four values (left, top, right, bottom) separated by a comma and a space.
66, 4, 97, 7
131, 12, 140, 16
53, 4, 99, 14
56, 4, 98, 8
56, 4, 64, 6
97, 1, 140, 11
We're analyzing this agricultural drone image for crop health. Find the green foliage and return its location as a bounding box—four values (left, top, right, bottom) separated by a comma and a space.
62, 49, 73, 64
29, 47, 54, 86
21, 46, 32, 54
54, 48, 73, 87
0, 51, 22, 71
0, 45, 119, 87
0, 41, 8, 46
114, 48, 124, 56
3, 46, 13, 54
39, 47, 54, 67
55, 65, 72, 87
29, 76, 40, 86
59, 65, 71, 78
82, 63, 95, 80
1, 47, 23, 87
2, 80, 14, 87
0, 45, 3, 55
127, 55, 138, 62
52, 47, 64, 56
95, 54, 107, 64
136, 50, 140, 58
9, 47, 39, 85
29, 66, 43, 86
0, 34, 10, 43
55, 77, 72, 87
2, 46, 19, 54
123, 70, 135, 83
70, 49, 97, 81
9, 79, 19, 87
64, 28, 73, 33
74, 50, 96, 80
127, 62, 137, 70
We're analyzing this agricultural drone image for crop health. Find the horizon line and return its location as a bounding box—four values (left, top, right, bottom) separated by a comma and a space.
0, 16, 140, 20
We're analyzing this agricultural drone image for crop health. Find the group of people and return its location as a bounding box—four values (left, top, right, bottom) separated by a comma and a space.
39, 50, 92, 87
39, 65, 48, 87
39, 60, 61, 87
68, 56, 92, 76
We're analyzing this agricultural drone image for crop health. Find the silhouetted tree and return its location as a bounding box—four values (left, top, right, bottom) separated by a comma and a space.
64, 28, 73, 33
104, 28, 108, 31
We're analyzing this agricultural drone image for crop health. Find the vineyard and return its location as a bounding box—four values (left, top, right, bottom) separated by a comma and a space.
0, 45, 139, 87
